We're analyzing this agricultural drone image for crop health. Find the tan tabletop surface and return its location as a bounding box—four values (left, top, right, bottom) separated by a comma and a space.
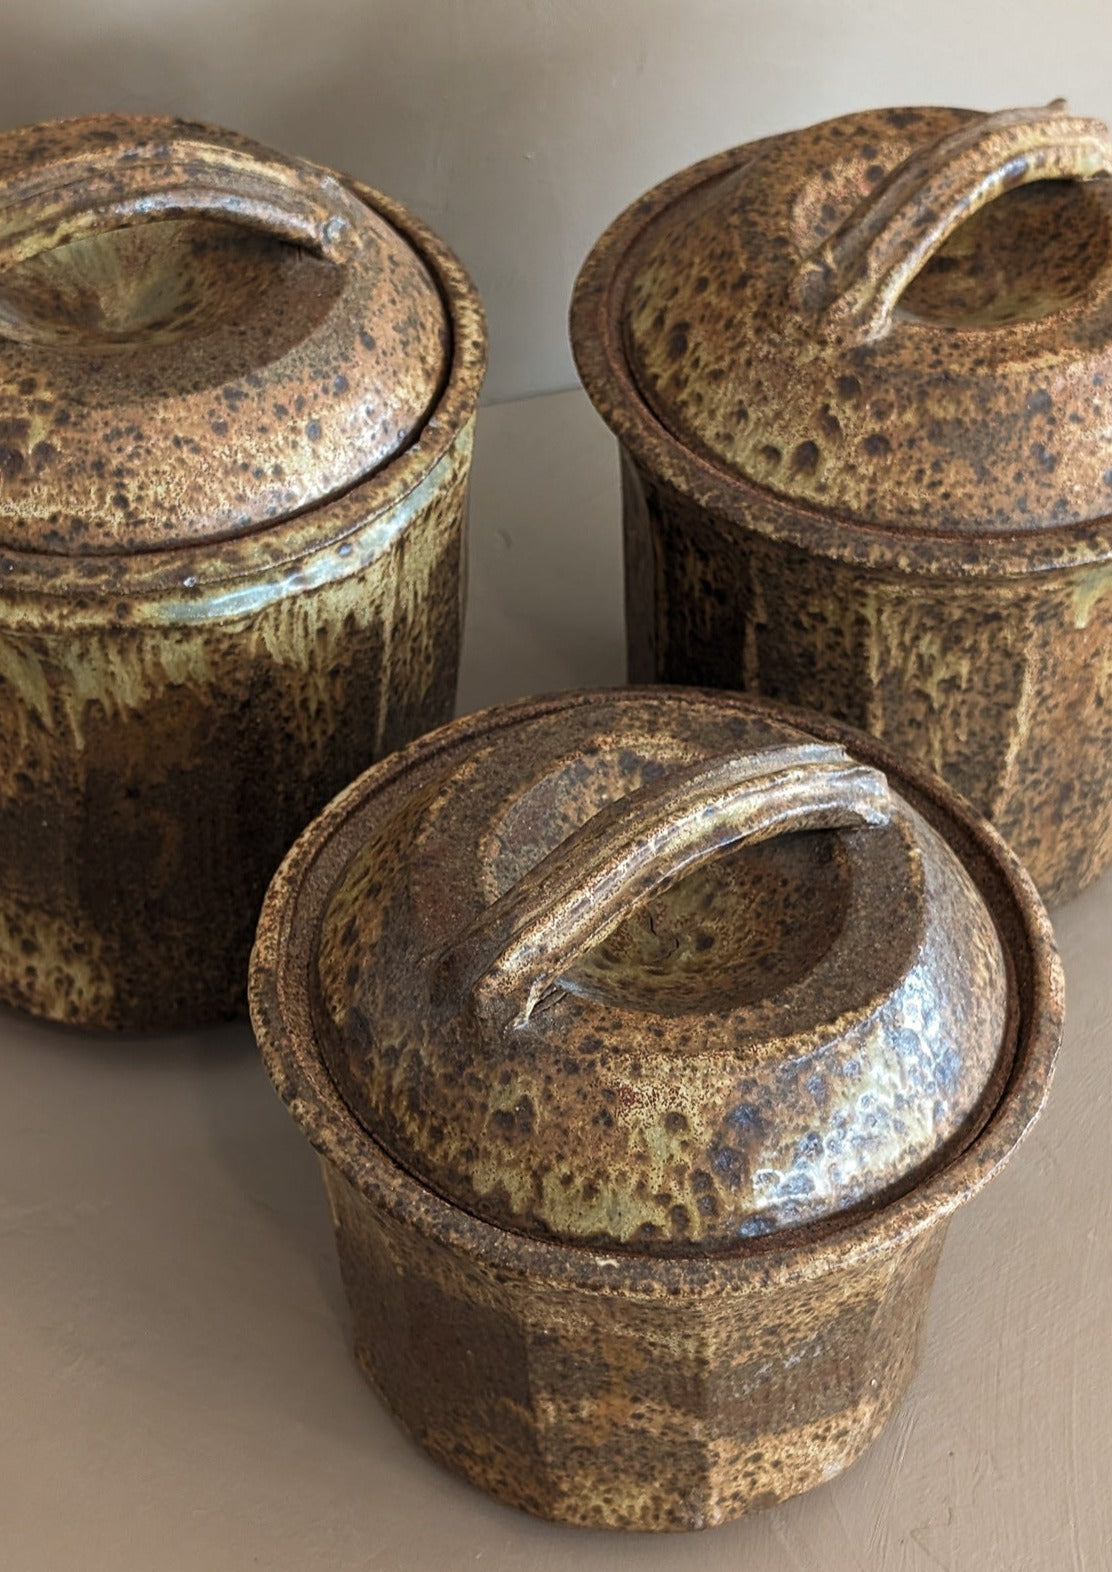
3, 391, 1110, 1571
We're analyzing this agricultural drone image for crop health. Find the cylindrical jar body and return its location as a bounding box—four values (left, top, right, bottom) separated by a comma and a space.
0, 428, 471, 1029
325, 1158, 947, 1532
622, 455, 1112, 906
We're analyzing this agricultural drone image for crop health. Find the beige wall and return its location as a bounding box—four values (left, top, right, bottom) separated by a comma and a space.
2, 0, 1110, 402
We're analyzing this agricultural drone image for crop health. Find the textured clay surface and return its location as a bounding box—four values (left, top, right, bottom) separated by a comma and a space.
0, 114, 450, 551
622, 104, 1112, 534
313, 696, 1011, 1251
326, 1158, 946, 1531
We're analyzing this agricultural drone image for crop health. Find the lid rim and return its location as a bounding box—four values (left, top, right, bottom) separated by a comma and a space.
249, 687, 1062, 1293
570, 128, 1112, 578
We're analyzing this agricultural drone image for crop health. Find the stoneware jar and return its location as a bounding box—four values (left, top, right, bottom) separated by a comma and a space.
0, 113, 485, 1029
250, 687, 1061, 1532
572, 100, 1112, 904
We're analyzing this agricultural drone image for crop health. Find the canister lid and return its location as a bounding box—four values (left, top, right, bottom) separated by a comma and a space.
613, 102, 1112, 535
306, 690, 1013, 1254
0, 114, 450, 554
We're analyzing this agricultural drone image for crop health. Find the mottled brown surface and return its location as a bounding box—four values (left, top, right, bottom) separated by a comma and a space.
570, 103, 1112, 904
0, 117, 486, 1029
326, 1157, 945, 1531
622, 105, 1112, 534
249, 689, 1062, 1530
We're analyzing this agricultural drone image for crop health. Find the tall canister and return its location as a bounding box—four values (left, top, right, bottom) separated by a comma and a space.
573, 102, 1112, 903
0, 113, 485, 1027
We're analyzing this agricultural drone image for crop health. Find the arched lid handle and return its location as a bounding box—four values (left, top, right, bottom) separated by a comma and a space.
439, 743, 892, 1037
796, 100, 1112, 343
0, 119, 368, 272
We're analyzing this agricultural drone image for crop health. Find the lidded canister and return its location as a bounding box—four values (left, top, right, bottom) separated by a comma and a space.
571, 101, 1112, 903
251, 687, 1061, 1530
0, 113, 485, 1027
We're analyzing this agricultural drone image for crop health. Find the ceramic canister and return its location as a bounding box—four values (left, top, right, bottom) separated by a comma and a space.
250, 687, 1061, 1531
572, 101, 1112, 903
0, 113, 485, 1028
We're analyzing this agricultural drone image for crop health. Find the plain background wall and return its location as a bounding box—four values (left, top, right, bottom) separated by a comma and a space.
2, 0, 1111, 403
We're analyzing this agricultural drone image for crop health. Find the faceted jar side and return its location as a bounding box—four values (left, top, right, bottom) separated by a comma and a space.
323, 1158, 948, 1531
619, 455, 1112, 906
0, 427, 473, 1026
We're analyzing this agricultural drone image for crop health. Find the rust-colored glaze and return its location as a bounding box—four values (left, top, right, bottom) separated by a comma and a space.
250, 689, 1062, 1531
0, 115, 485, 1028
571, 102, 1112, 903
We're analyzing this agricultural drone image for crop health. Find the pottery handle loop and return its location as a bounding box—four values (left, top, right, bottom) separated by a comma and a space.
440, 743, 892, 1036
0, 130, 367, 272
797, 100, 1112, 344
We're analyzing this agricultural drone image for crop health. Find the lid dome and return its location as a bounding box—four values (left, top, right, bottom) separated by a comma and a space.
305, 691, 1013, 1253
596, 102, 1112, 537
0, 114, 449, 554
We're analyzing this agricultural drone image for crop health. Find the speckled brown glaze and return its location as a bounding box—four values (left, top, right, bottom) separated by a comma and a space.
571, 103, 1112, 904
0, 115, 485, 1028
249, 689, 1062, 1531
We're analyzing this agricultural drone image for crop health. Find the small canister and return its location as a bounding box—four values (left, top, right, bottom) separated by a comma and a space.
0, 113, 485, 1028
250, 687, 1061, 1531
572, 101, 1112, 903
